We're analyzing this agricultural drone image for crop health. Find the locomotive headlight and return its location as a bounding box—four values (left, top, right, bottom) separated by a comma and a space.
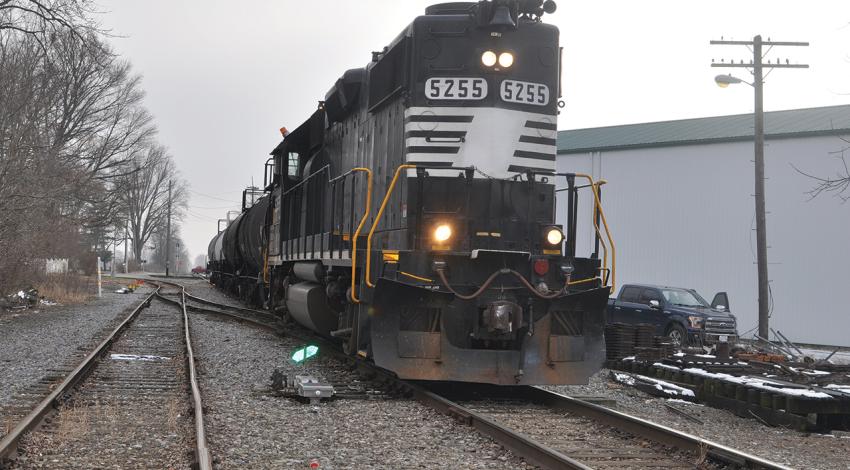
434, 224, 453, 243
498, 52, 514, 68
481, 50, 497, 67
545, 227, 564, 245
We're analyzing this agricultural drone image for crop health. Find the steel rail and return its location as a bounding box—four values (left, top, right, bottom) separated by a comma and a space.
161, 279, 793, 470
151, 282, 213, 470
0, 289, 158, 464
519, 385, 793, 470
406, 385, 593, 469
528, 386, 792, 469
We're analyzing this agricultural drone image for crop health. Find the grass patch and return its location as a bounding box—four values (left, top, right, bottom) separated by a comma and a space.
34, 274, 94, 305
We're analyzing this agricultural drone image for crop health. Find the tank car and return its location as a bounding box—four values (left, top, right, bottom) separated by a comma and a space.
208, 191, 269, 300
209, 0, 617, 385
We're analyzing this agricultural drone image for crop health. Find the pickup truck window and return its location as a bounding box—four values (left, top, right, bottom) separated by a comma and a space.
661, 288, 708, 307
639, 288, 663, 305
620, 286, 641, 303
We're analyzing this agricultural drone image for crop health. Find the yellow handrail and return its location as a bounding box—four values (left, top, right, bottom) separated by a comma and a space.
262, 248, 269, 284
348, 168, 373, 304
585, 187, 609, 282
365, 164, 416, 288
574, 174, 616, 293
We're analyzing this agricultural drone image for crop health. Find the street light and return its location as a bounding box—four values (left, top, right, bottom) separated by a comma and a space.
714, 74, 747, 88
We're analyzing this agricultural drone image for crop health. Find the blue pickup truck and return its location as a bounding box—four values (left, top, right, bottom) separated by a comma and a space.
607, 284, 738, 347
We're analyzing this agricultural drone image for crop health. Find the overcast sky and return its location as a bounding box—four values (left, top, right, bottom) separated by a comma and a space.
100, 1, 850, 260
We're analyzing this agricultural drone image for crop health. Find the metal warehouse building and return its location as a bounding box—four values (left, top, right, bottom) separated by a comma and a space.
556, 105, 850, 346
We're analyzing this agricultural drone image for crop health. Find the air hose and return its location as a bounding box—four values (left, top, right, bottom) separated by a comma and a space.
435, 267, 567, 300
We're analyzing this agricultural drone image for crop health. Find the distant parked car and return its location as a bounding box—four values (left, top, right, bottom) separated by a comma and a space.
607, 284, 737, 347
191, 266, 207, 274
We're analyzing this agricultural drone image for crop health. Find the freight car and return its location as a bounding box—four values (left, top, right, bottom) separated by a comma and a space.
208, 0, 617, 385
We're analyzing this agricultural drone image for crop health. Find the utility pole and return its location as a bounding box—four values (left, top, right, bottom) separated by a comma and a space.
711, 35, 808, 340
111, 230, 116, 278
123, 222, 129, 274
166, 179, 172, 277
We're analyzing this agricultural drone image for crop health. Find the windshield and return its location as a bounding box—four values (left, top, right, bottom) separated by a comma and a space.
661, 288, 709, 307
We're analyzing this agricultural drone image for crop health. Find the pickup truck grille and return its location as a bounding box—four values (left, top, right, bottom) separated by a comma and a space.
705, 317, 737, 333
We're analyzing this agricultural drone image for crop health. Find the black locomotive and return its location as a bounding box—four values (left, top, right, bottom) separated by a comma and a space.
207, 0, 616, 385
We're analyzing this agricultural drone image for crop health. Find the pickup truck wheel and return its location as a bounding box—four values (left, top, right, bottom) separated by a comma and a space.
666, 323, 687, 348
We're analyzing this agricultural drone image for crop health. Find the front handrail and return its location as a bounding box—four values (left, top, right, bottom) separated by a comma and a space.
343, 168, 373, 303
365, 164, 416, 288
573, 173, 616, 293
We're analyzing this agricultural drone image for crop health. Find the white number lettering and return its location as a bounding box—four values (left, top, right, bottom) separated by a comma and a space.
499, 80, 549, 106
425, 78, 488, 100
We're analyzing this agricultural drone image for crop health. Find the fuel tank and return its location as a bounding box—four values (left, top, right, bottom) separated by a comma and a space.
285, 282, 337, 336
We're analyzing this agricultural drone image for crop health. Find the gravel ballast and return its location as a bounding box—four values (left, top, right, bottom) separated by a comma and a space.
0, 289, 150, 410
184, 279, 534, 469
185, 279, 850, 469
549, 369, 850, 470
11, 299, 193, 469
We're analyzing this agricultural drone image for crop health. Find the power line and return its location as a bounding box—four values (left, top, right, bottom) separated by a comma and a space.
189, 189, 241, 203
188, 203, 240, 210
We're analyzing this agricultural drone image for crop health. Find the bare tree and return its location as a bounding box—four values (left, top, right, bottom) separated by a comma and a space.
0, 0, 99, 47
0, 1, 193, 293
119, 145, 187, 263
793, 136, 850, 202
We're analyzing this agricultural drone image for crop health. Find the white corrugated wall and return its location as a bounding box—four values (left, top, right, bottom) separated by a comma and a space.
557, 134, 850, 346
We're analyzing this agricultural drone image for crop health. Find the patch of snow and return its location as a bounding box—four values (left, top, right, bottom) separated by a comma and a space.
621, 356, 635, 361
644, 377, 695, 398
110, 354, 169, 362
667, 398, 703, 406
39, 299, 59, 306
17, 291, 26, 299
616, 371, 695, 398
801, 369, 832, 376
613, 372, 635, 386
683, 368, 832, 399
652, 362, 681, 371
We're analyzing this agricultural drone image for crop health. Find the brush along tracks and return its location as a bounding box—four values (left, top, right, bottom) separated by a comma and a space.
0, 284, 211, 470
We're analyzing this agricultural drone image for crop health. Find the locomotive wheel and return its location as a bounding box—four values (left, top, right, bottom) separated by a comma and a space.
341, 304, 360, 356
268, 273, 288, 320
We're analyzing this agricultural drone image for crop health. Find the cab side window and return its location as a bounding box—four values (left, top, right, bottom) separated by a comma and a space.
287, 152, 300, 179
639, 288, 663, 305
621, 287, 641, 303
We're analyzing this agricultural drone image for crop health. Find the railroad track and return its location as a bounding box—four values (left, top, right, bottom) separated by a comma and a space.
0, 283, 211, 469
423, 383, 795, 469
149, 278, 795, 469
